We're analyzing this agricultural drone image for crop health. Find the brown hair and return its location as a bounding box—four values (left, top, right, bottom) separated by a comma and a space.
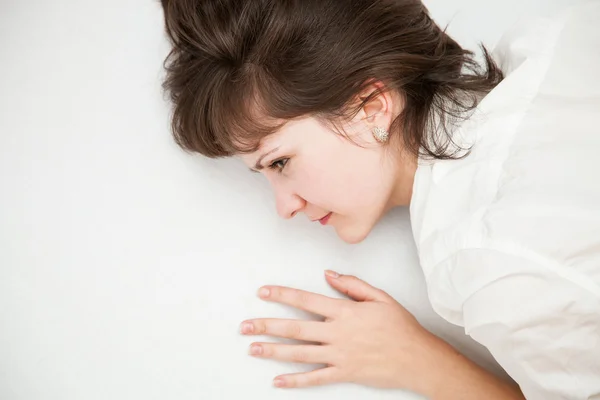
160, 0, 503, 160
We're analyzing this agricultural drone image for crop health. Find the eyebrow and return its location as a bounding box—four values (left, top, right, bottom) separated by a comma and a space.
250, 147, 280, 172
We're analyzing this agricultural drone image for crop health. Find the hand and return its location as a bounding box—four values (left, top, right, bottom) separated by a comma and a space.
240, 270, 453, 392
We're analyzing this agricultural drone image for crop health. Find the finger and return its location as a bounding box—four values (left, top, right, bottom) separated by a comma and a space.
240, 319, 334, 343
273, 367, 340, 389
324, 270, 391, 302
258, 286, 343, 318
249, 343, 332, 365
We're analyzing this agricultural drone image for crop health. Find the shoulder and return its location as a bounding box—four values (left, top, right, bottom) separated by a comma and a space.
411, 0, 600, 273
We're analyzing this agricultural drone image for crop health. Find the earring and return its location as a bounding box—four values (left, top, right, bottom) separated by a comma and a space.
372, 126, 389, 143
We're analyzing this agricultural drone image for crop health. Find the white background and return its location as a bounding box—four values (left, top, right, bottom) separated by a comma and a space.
0, 1, 584, 399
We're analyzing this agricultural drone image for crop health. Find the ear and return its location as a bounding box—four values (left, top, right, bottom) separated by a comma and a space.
350, 81, 402, 132
359, 83, 388, 122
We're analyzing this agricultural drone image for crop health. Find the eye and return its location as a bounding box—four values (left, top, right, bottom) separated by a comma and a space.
268, 158, 289, 173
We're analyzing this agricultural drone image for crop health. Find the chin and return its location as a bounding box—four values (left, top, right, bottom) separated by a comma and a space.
335, 225, 372, 245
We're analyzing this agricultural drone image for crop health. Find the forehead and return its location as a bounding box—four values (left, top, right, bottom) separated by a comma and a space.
237, 117, 319, 163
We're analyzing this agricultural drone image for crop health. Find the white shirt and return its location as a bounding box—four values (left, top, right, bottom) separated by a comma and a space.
410, 3, 600, 399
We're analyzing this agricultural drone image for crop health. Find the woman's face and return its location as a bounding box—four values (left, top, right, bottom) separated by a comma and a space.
240, 93, 417, 244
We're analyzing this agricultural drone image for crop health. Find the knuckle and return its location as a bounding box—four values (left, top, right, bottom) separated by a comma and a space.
327, 300, 343, 319
285, 377, 297, 388
311, 371, 329, 386
272, 286, 283, 299
339, 303, 356, 319
291, 349, 308, 363
337, 368, 353, 383
285, 321, 303, 338
298, 290, 312, 305
254, 320, 268, 335
315, 375, 328, 386
329, 348, 345, 365
290, 289, 310, 308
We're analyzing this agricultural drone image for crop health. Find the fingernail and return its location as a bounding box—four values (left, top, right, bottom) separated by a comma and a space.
325, 270, 340, 278
249, 344, 262, 356
258, 287, 270, 298
273, 378, 285, 387
240, 322, 254, 334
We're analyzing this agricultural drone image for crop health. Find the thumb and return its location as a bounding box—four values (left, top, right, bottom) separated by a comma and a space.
324, 270, 391, 302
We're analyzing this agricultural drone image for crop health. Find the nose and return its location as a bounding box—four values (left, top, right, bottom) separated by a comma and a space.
275, 190, 305, 219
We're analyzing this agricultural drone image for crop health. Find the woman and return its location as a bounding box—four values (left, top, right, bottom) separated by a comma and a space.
160, 0, 600, 398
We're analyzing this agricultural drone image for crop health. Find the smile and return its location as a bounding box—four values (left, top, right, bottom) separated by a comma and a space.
318, 212, 332, 225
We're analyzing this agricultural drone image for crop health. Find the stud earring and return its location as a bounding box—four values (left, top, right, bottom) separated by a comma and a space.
372, 126, 389, 143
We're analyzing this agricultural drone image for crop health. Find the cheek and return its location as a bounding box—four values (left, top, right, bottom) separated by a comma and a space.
326, 165, 389, 210
297, 139, 391, 214
298, 164, 354, 208
294, 161, 388, 243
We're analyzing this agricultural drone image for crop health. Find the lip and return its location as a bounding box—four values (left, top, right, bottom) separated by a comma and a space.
318, 212, 332, 225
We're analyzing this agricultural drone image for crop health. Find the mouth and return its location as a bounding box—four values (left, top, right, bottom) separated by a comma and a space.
317, 212, 332, 225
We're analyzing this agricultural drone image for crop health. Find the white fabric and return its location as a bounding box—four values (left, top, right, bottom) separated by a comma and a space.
410, 3, 600, 399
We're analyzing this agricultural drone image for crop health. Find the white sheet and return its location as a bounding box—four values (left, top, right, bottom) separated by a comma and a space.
0, 0, 586, 399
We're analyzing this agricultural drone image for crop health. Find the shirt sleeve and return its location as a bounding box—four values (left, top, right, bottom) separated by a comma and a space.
447, 248, 600, 400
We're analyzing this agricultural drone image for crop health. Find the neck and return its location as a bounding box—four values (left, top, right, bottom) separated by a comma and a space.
390, 151, 418, 208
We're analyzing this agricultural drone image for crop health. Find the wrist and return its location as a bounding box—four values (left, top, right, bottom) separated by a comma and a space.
415, 333, 524, 400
